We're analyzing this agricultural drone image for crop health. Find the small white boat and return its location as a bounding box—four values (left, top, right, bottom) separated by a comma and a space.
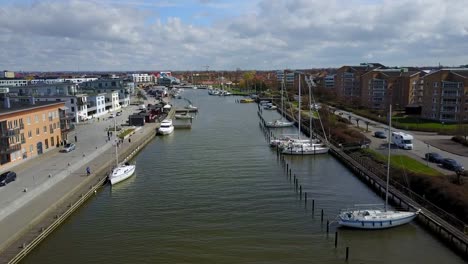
264, 104, 278, 110
175, 113, 194, 119
110, 163, 136, 185
266, 119, 295, 128
337, 105, 420, 229
338, 205, 420, 229
158, 119, 174, 135
282, 142, 329, 155
185, 104, 198, 110
109, 118, 136, 186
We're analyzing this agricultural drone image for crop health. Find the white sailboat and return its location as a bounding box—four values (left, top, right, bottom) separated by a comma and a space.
282, 74, 329, 155
266, 79, 294, 128
338, 104, 420, 229
109, 118, 136, 185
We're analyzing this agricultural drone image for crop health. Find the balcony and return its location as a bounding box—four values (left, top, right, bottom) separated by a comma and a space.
0, 127, 21, 138
0, 142, 21, 154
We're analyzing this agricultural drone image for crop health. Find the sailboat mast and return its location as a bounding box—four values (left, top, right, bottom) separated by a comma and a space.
385, 104, 392, 212
114, 116, 118, 167
298, 74, 301, 140
308, 78, 313, 144
281, 79, 284, 120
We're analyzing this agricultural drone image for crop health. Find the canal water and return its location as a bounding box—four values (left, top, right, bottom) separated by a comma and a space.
23, 90, 465, 263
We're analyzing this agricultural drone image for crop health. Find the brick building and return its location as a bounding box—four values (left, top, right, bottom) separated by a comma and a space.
421, 69, 468, 122
0, 98, 64, 168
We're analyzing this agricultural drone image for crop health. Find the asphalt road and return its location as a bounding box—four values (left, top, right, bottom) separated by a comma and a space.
334, 109, 467, 175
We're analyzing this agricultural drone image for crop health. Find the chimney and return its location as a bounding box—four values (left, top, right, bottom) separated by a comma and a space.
3, 97, 10, 108
31, 96, 35, 105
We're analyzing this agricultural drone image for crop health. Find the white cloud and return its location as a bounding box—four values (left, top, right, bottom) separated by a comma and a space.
0, 0, 467, 71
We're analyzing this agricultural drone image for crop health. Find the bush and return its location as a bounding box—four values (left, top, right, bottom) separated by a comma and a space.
452, 136, 468, 147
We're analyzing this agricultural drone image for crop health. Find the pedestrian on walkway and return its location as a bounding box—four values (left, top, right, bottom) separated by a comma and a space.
75, 135, 77, 142
128, 138, 131, 143
86, 166, 91, 176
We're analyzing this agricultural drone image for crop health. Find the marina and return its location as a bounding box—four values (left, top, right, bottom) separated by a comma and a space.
19, 90, 466, 263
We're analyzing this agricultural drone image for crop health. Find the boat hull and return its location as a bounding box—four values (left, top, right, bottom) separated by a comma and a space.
282, 146, 329, 155
110, 165, 136, 185
266, 121, 294, 128
158, 126, 174, 135
338, 210, 419, 229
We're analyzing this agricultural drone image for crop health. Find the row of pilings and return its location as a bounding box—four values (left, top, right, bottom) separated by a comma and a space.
257, 106, 351, 262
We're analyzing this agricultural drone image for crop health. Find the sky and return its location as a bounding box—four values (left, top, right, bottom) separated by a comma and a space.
0, 0, 467, 71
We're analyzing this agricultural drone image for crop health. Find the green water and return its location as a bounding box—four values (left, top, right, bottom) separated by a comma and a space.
22, 90, 465, 263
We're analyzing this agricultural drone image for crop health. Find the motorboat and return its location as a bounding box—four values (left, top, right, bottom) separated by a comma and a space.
337, 105, 420, 229
185, 104, 198, 110
263, 103, 278, 110
158, 119, 174, 135
240, 98, 255, 103
175, 113, 194, 119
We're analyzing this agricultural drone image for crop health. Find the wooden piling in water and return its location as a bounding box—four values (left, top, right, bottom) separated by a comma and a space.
305, 192, 307, 204
321, 209, 324, 222
334, 231, 338, 248
312, 199, 315, 215
345, 247, 349, 261
326, 220, 329, 233
299, 185, 302, 200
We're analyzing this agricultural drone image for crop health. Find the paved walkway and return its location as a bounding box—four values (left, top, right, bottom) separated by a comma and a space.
0, 99, 160, 253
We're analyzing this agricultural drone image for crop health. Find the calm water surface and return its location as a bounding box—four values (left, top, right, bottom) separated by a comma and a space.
23, 90, 465, 263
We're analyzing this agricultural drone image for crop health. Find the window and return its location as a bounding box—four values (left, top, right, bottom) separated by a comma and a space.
50, 124, 53, 133
26, 116, 31, 125
28, 130, 32, 138
43, 126, 47, 133
71, 107, 75, 112
36, 128, 40, 135
434, 82, 438, 88
30, 144, 34, 153
20, 133, 25, 144
71, 98, 74, 104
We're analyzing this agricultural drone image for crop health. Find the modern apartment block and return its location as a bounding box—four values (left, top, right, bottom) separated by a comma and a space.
421, 69, 468, 122
80, 78, 132, 107
131, 73, 154, 83
361, 68, 424, 110
335, 63, 384, 103
0, 97, 64, 168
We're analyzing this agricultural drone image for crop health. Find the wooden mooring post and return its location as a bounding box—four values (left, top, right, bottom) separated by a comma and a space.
334, 231, 338, 248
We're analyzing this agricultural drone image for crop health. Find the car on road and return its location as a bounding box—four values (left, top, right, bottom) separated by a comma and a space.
441, 158, 464, 172
116, 111, 122, 116
0, 171, 17, 186
62, 143, 76, 153
425, 152, 444, 163
374, 131, 387, 139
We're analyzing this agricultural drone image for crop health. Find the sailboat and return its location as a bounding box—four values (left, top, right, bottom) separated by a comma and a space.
266, 79, 294, 128
109, 118, 136, 185
282, 74, 329, 155
337, 104, 420, 229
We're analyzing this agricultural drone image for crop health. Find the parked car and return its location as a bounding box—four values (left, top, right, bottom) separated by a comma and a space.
441, 158, 464, 172
0, 171, 17, 186
425, 152, 444, 163
116, 111, 122, 116
374, 131, 387, 139
62, 143, 76, 153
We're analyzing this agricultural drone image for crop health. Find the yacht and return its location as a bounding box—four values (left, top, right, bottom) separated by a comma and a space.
158, 119, 174, 135
108, 118, 135, 186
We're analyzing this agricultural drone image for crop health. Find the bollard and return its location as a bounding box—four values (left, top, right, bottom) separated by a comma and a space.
321, 209, 324, 222
326, 220, 329, 234
345, 247, 349, 261
335, 232, 338, 248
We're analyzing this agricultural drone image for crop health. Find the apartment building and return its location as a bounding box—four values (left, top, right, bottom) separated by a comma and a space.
0, 98, 64, 168
335, 63, 384, 104
361, 68, 423, 110
421, 69, 468, 122
81, 78, 132, 107
131, 73, 154, 83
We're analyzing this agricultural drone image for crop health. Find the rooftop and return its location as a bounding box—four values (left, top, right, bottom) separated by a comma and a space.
0, 101, 64, 116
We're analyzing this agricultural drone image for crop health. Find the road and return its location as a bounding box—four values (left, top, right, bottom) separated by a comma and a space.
334, 109, 467, 174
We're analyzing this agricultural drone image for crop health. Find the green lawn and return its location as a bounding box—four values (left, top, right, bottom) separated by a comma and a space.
118, 128, 135, 139
364, 149, 442, 176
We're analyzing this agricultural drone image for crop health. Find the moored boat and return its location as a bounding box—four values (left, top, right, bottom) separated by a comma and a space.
158, 119, 174, 135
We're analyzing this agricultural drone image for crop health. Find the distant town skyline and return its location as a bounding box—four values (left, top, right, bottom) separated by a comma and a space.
1, 0, 467, 71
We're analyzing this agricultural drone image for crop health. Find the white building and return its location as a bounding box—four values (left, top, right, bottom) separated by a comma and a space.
0, 77, 98, 87
87, 93, 107, 118
131, 73, 154, 83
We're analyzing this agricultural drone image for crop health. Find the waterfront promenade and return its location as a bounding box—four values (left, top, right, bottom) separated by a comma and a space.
0, 102, 159, 260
